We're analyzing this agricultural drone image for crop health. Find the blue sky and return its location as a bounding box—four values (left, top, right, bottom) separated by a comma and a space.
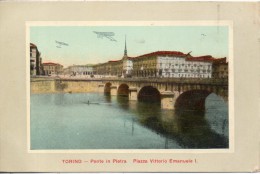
30, 26, 228, 67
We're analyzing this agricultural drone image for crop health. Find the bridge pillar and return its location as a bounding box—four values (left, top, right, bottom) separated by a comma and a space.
160, 91, 175, 110
98, 84, 104, 93
129, 87, 138, 101
110, 86, 118, 95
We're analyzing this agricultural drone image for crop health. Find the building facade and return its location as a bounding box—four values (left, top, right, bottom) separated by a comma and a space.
93, 62, 111, 77
43, 62, 63, 76
93, 39, 131, 78
30, 43, 43, 76
131, 51, 215, 78
212, 57, 228, 78
91, 39, 227, 79
64, 65, 94, 76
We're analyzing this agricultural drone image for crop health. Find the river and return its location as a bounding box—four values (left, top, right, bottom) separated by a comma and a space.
30, 93, 228, 149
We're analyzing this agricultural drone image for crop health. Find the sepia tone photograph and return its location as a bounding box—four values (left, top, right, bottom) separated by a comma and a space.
29, 22, 231, 150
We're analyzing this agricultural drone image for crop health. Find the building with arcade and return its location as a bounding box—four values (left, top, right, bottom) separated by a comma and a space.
92, 39, 227, 79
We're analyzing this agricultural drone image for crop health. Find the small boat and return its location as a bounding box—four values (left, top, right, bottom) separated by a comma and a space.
83, 101, 99, 105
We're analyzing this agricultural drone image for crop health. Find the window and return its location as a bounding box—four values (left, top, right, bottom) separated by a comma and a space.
159, 69, 162, 76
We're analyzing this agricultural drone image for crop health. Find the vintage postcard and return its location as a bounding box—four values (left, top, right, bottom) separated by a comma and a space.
28, 21, 233, 152
0, 2, 259, 173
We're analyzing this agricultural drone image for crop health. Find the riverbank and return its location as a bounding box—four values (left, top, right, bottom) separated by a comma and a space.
30, 77, 100, 94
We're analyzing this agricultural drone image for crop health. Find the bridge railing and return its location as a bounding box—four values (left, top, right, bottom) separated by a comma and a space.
97, 77, 228, 85
31, 76, 228, 85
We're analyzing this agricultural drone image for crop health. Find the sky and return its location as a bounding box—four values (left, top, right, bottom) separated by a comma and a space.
30, 26, 229, 68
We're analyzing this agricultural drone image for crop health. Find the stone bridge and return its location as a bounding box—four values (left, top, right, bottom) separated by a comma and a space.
96, 78, 228, 110
31, 77, 228, 110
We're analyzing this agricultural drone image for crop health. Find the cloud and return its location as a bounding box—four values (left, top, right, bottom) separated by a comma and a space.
135, 39, 145, 44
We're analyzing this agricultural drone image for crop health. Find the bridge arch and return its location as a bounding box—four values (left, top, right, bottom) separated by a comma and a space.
138, 86, 161, 102
174, 90, 212, 111
117, 84, 129, 96
104, 82, 112, 94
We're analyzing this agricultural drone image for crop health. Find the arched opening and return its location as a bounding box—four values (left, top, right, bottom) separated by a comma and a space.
117, 84, 129, 97
138, 86, 161, 102
174, 90, 211, 111
104, 82, 112, 95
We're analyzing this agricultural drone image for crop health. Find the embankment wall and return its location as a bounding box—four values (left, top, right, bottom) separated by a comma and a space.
31, 78, 100, 94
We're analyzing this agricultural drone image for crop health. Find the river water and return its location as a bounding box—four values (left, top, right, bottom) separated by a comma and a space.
30, 93, 229, 149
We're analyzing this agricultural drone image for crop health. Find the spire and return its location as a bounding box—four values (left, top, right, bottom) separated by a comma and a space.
124, 35, 127, 56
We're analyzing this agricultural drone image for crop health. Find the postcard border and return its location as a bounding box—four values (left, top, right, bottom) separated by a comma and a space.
26, 20, 234, 154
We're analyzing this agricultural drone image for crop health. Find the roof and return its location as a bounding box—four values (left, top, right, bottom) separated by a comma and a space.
133, 51, 187, 59
93, 51, 227, 65
108, 60, 121, 63
43, 62, 63, 66
68, 65, 93, 67
30, 43, 37, 48
213, 57, 227, 64
186, 55, 216, 62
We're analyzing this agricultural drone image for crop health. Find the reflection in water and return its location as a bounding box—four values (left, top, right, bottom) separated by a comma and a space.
116, 95, 130, 110
104, 93, 112, 103
131, 117, 135, 136
31, 93, 228, 149
115, 94, 228, 149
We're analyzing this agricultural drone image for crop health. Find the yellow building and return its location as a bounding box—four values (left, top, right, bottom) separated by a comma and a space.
91, 38, 224, 79
110, 60, 123, 77
131, 51, 190, 78
93, 62, 111, 77
93, 60, 123, 77
43, 62, 63, 76
93, 39, 128, 77
131, 53, 158, 77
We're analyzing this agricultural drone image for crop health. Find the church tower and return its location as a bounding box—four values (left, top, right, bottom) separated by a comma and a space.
122, 35, 133, 77
124, 35, 127, 56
